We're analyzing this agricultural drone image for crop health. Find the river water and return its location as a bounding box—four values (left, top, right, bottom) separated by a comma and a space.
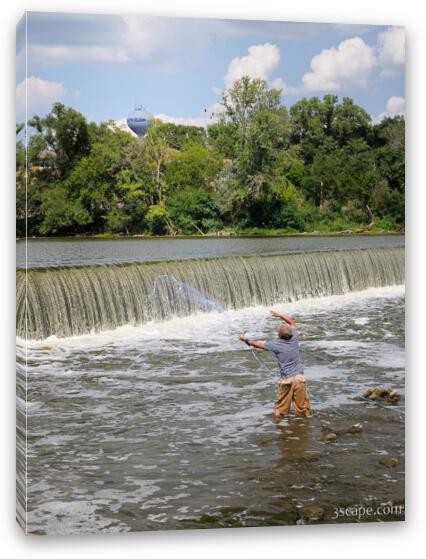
16, 237, 405, 534
16, 235, 404, 268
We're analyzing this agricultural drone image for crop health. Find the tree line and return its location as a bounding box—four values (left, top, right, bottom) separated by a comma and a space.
16, 76, 405, 237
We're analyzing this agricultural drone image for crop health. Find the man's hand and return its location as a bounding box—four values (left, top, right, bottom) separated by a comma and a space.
270, 310, 282, 319
270, 310, 297, 329
239, 333, 265, 350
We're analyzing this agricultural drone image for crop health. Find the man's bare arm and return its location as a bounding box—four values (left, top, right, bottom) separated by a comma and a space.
247, 339, 266, 350
270, 310, 297, 329
239, 333, 265, 350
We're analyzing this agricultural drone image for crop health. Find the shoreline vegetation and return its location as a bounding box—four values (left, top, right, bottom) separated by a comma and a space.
17, 230, 404, 242
17, 77, 404, 239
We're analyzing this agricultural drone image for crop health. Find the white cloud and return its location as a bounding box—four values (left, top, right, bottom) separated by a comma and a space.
263, 28, 405, 95
301, 37, 376, 92
24, 16, 362, 70
387, 95, 405, 115
224, 43, 281, 88
377, 27, 405, 78
26, 16, 210, 71
269, 77, 298, 95
154, 114, 212, 128
121, 16, 211, 72
155, 102, 224, 128
31, 45, 129, 64
373, 96, 405, 124
16, 76, 66, 122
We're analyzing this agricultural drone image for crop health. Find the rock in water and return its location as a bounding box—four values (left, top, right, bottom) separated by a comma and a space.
379, 457, 399, 467
302, 505, 325, 521
322, 423, 363, 439
363, 387, 401, 405
340, 423, 364, 434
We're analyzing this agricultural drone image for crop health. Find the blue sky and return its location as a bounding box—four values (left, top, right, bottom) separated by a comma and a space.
16, 12, 405, 127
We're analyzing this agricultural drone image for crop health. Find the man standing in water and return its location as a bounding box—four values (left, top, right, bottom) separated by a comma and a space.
239, 310, 310, 419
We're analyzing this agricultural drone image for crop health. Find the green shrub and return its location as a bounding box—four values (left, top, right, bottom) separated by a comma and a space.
145, 204, 169, 235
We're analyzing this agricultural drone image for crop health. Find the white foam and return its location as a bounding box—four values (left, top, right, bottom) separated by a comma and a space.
354, 317, 370, 325
17, 284, 404, 351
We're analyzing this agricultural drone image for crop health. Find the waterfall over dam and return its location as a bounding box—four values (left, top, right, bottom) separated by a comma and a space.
16, 247, 404, 340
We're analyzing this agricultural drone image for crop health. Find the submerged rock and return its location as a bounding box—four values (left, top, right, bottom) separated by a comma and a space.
302, 505, 325, 521
302, 452, 324, 463
321, 423, 363, 441
379, 457, 399, 468
322, 432, 337, 442
312, 482, 326, 492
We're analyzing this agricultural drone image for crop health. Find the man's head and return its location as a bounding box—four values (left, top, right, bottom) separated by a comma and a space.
277, 322, 293, 340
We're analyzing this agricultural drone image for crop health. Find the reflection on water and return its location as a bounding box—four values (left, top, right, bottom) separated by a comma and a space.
16, 235, 405, 269
17, 287, 405, 534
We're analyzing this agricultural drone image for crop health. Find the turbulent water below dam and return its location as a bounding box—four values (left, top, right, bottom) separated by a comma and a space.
16, 243, 405, 534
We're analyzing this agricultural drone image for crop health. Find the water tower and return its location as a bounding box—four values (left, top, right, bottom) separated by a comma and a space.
126, 105, 153, 140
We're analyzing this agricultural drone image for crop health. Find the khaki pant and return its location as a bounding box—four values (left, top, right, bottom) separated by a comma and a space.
274, 373, 310, 418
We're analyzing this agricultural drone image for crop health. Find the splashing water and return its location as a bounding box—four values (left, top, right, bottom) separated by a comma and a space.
17, 247, 404, 340
16, 287, 405, 534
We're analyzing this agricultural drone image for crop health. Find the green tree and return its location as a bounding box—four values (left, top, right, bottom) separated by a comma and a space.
143, 120, 171, 204
222, 76, 283, 148
215, 77, 289, 225
369, 117, 405, 227
166, 186, 221, 234
333, 97, 372, 144
302, 139, 379, 218
165, 143, 223, 191
154, 122, 206, 150
38, 185, 88, 236
29, 103, 91, 178
289, 96, 371, 162
39, 124, 147, 235
145, 204, 172, 235
207, 121, 239, 159
372, 116, 405, 150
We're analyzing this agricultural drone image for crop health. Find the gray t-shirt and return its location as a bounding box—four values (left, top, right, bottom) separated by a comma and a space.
264, 329, 303, 379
